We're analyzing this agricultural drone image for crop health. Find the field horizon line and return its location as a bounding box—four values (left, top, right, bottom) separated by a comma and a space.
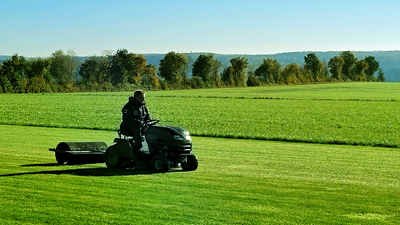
156, 95, 399, 102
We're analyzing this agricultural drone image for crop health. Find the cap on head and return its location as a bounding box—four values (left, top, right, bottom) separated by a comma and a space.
133, 90, 145, 98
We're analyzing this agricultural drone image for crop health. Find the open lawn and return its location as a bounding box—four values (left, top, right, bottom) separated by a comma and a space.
0, 125, 399, 224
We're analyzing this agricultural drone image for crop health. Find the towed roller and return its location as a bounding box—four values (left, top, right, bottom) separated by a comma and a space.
49, 142, 107, 165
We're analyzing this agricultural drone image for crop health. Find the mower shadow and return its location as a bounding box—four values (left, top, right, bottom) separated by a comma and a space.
0, 164, 184, 177
20, 162, 102, 167
20, 163, 65, 167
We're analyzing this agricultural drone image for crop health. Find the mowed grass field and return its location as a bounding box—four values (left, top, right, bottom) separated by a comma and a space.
0, 82, 400, 224
1, 125, 400, 224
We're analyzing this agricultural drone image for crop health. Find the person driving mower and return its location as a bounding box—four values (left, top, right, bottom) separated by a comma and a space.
120, 90, 150, 155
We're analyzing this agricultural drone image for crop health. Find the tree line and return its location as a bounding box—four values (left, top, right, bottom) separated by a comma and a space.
0, 49, 385, 93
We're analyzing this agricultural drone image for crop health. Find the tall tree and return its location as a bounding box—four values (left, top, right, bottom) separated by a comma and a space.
257, 58, 281, 84
354, 59, 369, 81
269, 59, 284, 84
304, 53, 325, 82
255, 58, 278, 84
158, 51, 188, 83
192, 54, 222, 87
229, 57, 249, 87
110, 49, 147, 86
129, 54, 147, 84
141, 64, 160, 89
25, 57, 53, 93
340, 51, 356, 81
364, 56, 380, 81
328, 56, 344, 80
0, 74, 12, 93
221, 66, 235, 86
282, 63, 300, 84
98, 55, 112, 84
0, 54, 27, 93
50, 49, 79, 89
26, 57, 52, 81
192, 54, 214, 83
79, 56, 102, 82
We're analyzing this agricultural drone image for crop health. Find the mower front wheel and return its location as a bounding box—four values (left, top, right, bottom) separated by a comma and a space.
181, 155, 198, 171
151, 155, 169, 172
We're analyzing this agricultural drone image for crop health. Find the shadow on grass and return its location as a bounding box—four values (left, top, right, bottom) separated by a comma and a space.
20, 163, 63, 167
0, 163, 184, 177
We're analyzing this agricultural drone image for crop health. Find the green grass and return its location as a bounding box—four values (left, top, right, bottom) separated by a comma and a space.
151, 96, 400, 147
1, 125, 399, 224
0, 83, 399, 147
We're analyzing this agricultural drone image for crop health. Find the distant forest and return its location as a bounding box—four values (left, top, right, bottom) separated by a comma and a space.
143, 51, 400, 81
0, 50, 392, 93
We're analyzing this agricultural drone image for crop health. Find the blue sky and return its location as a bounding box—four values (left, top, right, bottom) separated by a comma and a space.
1, 0, 400, 57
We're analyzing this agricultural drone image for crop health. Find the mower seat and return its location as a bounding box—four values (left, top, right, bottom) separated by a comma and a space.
118, 129, 145, 141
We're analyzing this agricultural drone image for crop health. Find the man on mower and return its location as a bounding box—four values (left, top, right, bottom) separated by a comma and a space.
120, 90, 151, 155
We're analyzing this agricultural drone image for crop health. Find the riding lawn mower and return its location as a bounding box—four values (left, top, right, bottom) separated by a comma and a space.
49, 120, 198, 172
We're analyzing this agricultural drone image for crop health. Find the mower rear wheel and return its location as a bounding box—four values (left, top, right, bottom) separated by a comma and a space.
55, 152, 69, 165
151, 155, 169, 172
181, 155, 198, 171
105, 149, 122, 168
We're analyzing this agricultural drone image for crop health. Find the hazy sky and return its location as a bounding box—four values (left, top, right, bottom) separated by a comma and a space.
1, 0, 400, 57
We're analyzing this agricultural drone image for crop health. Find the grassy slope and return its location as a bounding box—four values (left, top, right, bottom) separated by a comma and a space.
0, 83, 399, 147
0, 125, 399, 224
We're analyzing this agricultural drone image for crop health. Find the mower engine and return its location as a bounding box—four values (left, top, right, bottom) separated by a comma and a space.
146, 125, 192, 154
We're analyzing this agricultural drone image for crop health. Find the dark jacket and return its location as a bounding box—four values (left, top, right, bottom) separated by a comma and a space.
120, 96, 150, 133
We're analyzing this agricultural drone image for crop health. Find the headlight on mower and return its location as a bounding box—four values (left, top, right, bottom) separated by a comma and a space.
173, 131, 191, 141
173, 135, 184, 141
184, 131, 192, 141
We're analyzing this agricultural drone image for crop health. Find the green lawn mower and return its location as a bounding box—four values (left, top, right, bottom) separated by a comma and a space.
50, 120, 198, 172
105, 119, 198, 172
